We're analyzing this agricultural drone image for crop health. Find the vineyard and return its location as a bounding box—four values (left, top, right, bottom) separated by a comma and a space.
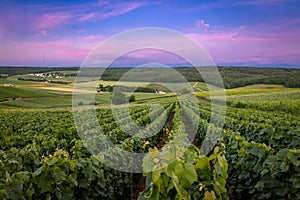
0, 90, 299, 200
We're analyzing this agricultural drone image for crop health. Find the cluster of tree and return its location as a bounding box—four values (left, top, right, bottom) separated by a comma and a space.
98, 66, 300, 88
0, 74, 8, 78
49, 80, 70, 85
0, 66, 78, 76
219, 67, 300, 88
114, 85, 156, 93
17, 77, 47, 82
2, 66, 300, 88
97, 84, 156, 93
97, 84, 113, 92
17, 77, 70, 84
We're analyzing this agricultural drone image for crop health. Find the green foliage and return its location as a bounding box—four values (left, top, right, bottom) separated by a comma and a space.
0, 86, 52, 101
0, 109, 136, 199
191, 102, 300, 199
1, 148, 133, 200
1, 66, 300, 88
141, 104, 228, 200
0, 78, 299, 200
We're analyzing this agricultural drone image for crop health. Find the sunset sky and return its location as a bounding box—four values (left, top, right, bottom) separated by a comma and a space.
0, 0, 300, 67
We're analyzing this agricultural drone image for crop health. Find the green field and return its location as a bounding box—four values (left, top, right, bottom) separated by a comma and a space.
0, 67, 300, 200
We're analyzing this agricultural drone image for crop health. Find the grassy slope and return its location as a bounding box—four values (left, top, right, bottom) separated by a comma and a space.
0, 86, 54, 101
193, 82, 221, 91
194, 84, 300, 115
194, 84, 299, 98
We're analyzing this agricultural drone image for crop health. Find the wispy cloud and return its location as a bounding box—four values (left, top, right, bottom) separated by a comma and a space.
186, 19, 300, 65
79, 1, 146, 22
0, 34, 106, 66
79, 12, 97, 22
196, 20, 210, 32
0, 1, 147, 37
33, 13, 71, 36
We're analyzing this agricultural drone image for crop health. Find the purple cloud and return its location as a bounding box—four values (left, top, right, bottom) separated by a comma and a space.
196, 20, 210, 32
0, 1, 147, 37
186, 19, 300, 65
33, 13, 71, 35
79, 1, 146, 22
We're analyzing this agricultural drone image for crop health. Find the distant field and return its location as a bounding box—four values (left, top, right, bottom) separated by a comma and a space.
194, 84, 299, 98
193, 84, 300, 115
0, 78, 37, 85
0, 86, 53, 101
1, 76, 300, 113
192, 81, 221, 91
0, 96, 72, 109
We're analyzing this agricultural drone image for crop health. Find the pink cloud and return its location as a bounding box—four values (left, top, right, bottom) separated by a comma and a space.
0, 35, 106, 66
33, 13, 71, 31
82, 34, 106, 41
0, 1, 146, 37
188, 26, 300, 64
79, 12, 97, 22
55, 49, 90, 58
112, 49, 189, 66
79, 2, 145, 22
184, 19, 300, 65
196, 20, 210, 32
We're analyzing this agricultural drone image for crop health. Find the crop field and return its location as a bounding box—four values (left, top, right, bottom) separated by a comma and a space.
0, 70, 299, 200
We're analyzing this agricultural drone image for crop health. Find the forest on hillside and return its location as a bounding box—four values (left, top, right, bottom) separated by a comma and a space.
0, 66, 299, 88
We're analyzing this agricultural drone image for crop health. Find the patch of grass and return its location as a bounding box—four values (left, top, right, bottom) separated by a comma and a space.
227, 90, 300, 102
133, 92, 173, 101
0, 86, 53, 101
0, 96, 72, 109
193, 82, 221, 91
0, 78, 37, 85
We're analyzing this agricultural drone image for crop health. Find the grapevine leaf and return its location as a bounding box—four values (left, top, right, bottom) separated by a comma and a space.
204, 190, 216, 200
195, 156, 210, 170
274, 186, 288, 196
280, 161, 289, 172
287, 150, 300, 166
171, 172, 189, 197
68, 174, 78, 187
0, 189, 8, 199
32, 167, 43, 177
184, 163, 198, 185
290, 175, 300, 188
53, 167, 66, 182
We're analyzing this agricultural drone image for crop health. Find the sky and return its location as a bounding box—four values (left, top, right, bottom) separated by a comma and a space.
0, 0, 300, 67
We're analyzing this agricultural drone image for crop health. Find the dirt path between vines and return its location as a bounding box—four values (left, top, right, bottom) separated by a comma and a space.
181, 114, 200, 147
131, 110, 175, 200
157, 110, 175, 149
